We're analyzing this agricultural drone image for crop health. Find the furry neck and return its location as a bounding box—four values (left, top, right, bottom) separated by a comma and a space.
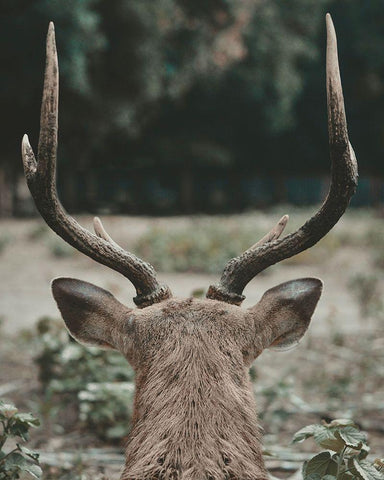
121, 338, 267, 480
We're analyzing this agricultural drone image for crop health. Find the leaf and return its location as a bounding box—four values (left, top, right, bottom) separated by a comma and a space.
339, 426, 367, 449
304, 452, 337, 478
305, 474, 322, 480
353, 459, 384, 480
327, 419, 357, 428
292, 424, 324, 443
339, 473, 355, 480
3, 451, 26, 470
319, 434, 346, 453
18, 445, 40, 462
13, 413, 40, 428
322, 475, 337, 480
8, 421, 30, 441
359, 445, 371, 460
374, 459, 384, 472
313, 426, 344, 451
23, 464, 42, 478
2, 451, 42, 478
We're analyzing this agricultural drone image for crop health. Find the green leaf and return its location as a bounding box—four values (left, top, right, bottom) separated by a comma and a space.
13, 413, 40, 428
8, 422, 29, 441
304, 452, 337, 478
322, 475, 337, 480
312, 426, 343, 451
339, 473, 355, 480
305, 474, 322, 480
292, 424, 324, 443
353, 459, 384, 480
23, 464, 42, 478
319, 433, 346, 453
358, 445, 371, 460
339, 427, 367, 449
18, 445, 40, 462
2, 451, 42, 478
3, 451, 27, 470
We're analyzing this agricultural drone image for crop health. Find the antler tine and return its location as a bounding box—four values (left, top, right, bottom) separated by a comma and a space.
93, 217, 119, 246
248, 215, 289, 250
207, 14, 358, 306
22, 23, 172, 308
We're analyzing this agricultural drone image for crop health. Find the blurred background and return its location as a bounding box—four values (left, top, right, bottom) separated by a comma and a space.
1, 0, 384, 215
0, 1, 384, 479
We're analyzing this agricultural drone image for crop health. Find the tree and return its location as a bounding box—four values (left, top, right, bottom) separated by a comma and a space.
0, 0, 104, 215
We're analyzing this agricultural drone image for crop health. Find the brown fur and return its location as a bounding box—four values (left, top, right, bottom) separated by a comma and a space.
52, 277, 322, 480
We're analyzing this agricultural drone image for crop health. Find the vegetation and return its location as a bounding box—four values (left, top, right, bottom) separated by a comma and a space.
133, 211, 346, 274
0, 211, 383, 477
35, 317, 134, 442
293, 419, 384, 480
0, 401, 41, 479
2, 0, 384, 215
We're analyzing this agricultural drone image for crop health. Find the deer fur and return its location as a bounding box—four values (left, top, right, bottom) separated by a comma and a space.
52, 277, 322, 480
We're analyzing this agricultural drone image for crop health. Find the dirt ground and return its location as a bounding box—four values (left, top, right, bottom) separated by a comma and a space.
0, 210, 378, 335
0, 210, 383, 478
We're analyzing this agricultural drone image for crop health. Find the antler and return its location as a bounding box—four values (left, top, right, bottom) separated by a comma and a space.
21, 22, 172, 308
207, 14, 358, 306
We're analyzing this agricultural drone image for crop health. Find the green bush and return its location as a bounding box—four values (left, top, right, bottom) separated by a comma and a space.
134, 222, 265, 274
0, 400, 41, 479
293, 419, 384, 480
34, 318, 134, 442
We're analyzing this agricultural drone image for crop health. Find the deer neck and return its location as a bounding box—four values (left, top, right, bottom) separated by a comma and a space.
121, 336, 267, 480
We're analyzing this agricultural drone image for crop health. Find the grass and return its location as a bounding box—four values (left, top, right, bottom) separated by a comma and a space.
134, 214, 346, 274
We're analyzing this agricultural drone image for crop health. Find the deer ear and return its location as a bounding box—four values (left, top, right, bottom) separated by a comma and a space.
51, 278, 132, 349
249, 278, 323, 352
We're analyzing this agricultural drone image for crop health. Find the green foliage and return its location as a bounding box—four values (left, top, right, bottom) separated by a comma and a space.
235, 0, 330, 132
135, 221, 262, 273
0, 400, 42, 479
35, 318, 134, 442
293, 419, 384, 480
4, 0, 384, 216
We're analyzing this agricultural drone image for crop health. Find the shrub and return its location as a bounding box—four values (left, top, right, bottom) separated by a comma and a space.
34, 318, 134, 442
293, 418, 384, 480
0, 400, 41, 479
134, 222, 265, 274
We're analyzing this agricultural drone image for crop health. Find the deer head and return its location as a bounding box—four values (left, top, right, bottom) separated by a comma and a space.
22, 14, 357, 480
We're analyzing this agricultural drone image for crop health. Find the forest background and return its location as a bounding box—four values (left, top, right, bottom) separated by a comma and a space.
1, 0, 384, 215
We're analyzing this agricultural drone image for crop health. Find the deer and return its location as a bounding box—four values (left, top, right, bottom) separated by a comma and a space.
22, 13, 357, 480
